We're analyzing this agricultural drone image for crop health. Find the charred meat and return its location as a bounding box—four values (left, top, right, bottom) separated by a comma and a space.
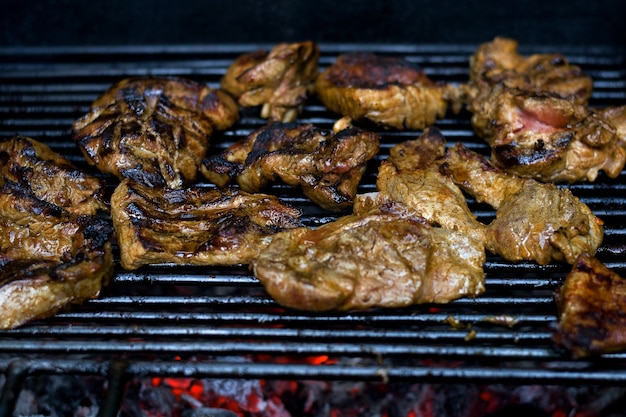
554, 254, 626, 358
221, 41, 320, 122
0, 135, 108, 215
440, 143, 604, 265
464, 37, 626, 183
470, 84, 626, 183
315, 52, 450, 130
0, 136, 113, 329
72, 76, 239, 189
111, 178, 302, 270
251, 201, 485, 312
201, 117, 380, 212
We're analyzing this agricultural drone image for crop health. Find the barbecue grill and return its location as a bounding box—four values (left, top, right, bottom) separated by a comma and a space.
1, 36, 626, 417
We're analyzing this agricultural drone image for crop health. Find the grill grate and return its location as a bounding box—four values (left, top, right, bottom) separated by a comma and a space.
1, 43, 626, 395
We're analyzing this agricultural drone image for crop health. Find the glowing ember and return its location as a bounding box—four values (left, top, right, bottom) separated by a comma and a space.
4, 370, 625, 416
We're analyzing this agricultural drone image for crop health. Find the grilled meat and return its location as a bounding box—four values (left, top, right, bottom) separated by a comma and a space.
358, 127, 487, 242
554, 254, 626, 358
440, 143, 604, 265
470, 84, 626, 183
221, 41, 320, 122
315, 52, 449, 130
464, 37, 626, 183
251, 201, 485, 312
111, 178, 302, 270
0, 136, 108, 215
72, 76, 239, 189
468, 37, 593, 104
0, 136, 113, 329
201, 117, 380, 212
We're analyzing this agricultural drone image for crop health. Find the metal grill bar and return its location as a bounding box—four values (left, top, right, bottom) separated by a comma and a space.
0, 45, 625, 403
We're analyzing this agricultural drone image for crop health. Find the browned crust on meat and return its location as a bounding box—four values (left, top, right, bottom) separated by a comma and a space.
440, 142, 604, 265
554, 255, 626, 357
469, 37, 593, 104
251, 203, 485, 312
464, 38, 626, 183
111, 179, 302, 270
0, 136, 114, 329
221, 41, 320, 122
201, 117, 380, 212
315, 53, 448, 130
72, 76, 239, 189
0, 136, 108, 215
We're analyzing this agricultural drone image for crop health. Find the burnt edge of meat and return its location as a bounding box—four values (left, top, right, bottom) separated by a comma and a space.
0, 215, 113, 286
201, 119, 380, 212
553, 254, 626, 358
493, 133, 573, 168
0, 135, 115, 328
0, 135, 109, 214
316, 53, 449, 130
72, 76, 239, 189
111, 178, 303, 270
321, 52, 433, 90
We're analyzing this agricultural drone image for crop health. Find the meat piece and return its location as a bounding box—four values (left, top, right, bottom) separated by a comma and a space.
72, 76, 239, 189
0, 136, 108, 215
111, 178, 302, 270
464, 37, 626, 183
440, 143, 604, 265
201, 117, 380, 212
554, 254, 626, 358
470, 84, 626, 183
468, 37, 593, 104
315, 52, 449, 130
221, 41, 319, 122
358, 127, 487, 241
251, 201, 485, 312
0, 136, 113, 329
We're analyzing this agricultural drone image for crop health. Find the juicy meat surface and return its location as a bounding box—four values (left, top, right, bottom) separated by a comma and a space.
361, 127, 487, 242
0, 136, 114, 329
72, 76, 239, 189
471, 84, 626, 183
201, 117, 380, 212
468, 37, 593, 104
464, 37, 626, 183
251, 202, 485, 312
221, 41, 320, 122
440, 143, 604, 265
554, 254, 626, 358
315, 52, 449, 130
111, 178, 303, 270
0, 136, 108, 215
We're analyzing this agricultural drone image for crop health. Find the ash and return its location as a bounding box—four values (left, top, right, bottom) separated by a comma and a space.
2, 373, 626, 417
5, 374, 104, 417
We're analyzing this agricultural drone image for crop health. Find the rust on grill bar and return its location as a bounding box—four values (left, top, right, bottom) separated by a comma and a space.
1, 44, 626, 415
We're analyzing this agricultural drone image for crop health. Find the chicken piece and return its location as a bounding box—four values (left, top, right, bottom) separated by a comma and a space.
440, 143, 604, 265
0, 136, 113, 329
201, 117, 380, 212
221, 41, 320, 122
73, 76, 239, 189
357, 127, 487, 242
470, 84, 626, 183
464, 37, 626, 183
251, 201, 485, 312
111, 178, 302, 270
554, 254, 626, 358
315, 52, 449, 130
468, 37, 593, 104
